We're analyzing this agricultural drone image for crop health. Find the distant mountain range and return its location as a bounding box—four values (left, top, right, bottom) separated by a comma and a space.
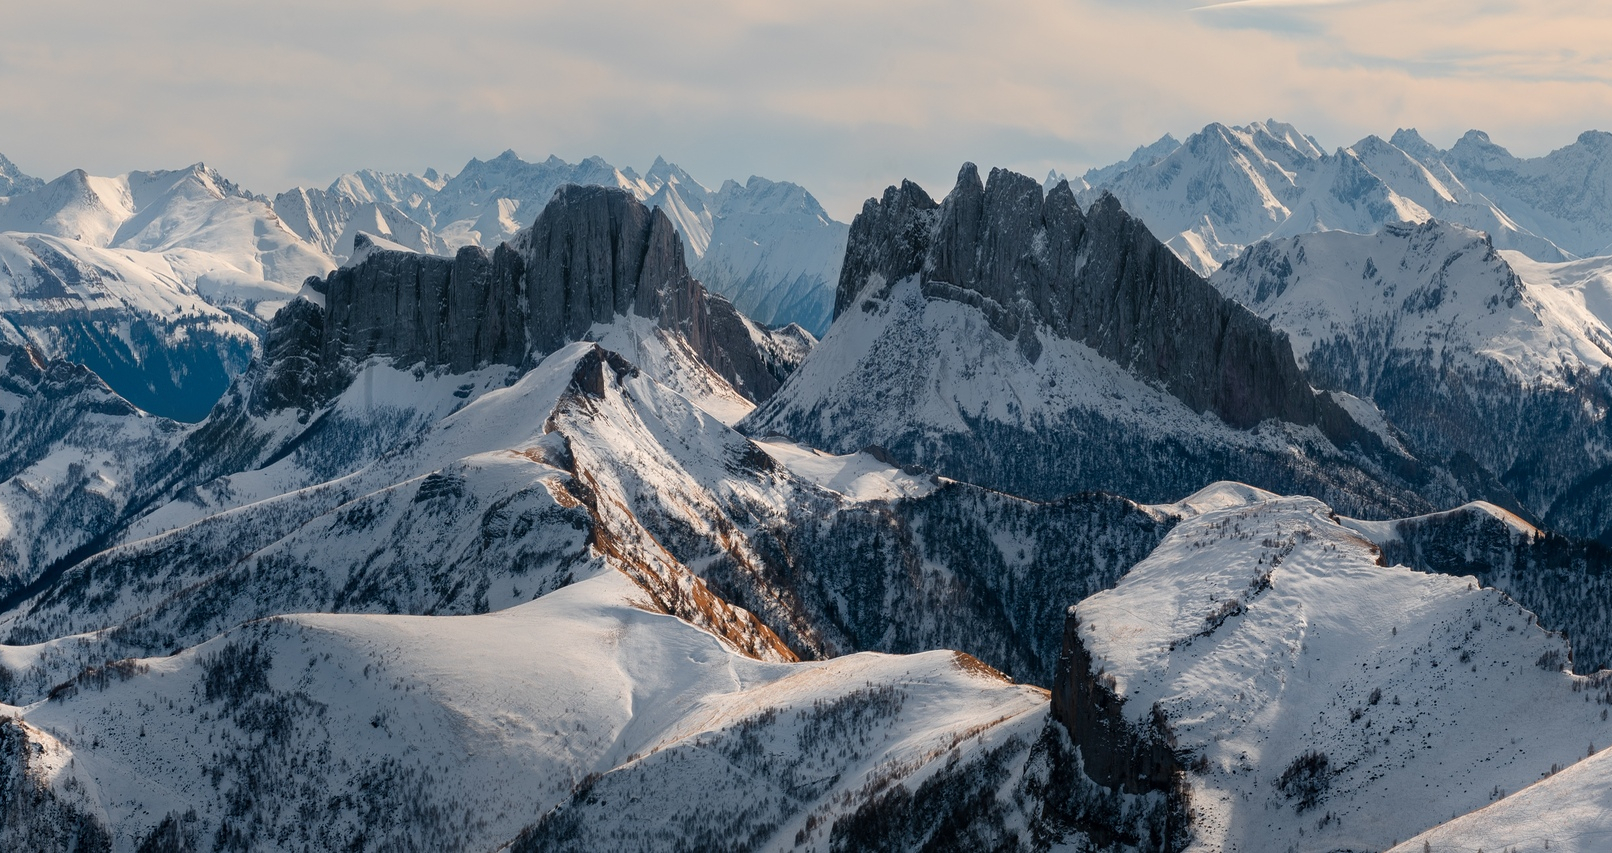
1064, 120, 1612, 276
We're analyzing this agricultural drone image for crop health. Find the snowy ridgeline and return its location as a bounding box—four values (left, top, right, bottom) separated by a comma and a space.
1078, 120, 1612, 276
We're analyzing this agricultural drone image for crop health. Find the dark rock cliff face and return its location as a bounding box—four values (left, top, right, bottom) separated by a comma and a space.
318, 241, 526, 374
833, 180, 938, 317
1050, 611, 1184, 796
291, 185, 791, 409
838, 164, 1360, 438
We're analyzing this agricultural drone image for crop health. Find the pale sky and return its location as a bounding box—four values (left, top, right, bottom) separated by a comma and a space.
3, 0, 1608, 219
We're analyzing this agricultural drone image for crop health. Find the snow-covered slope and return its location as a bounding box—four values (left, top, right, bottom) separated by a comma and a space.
0, 341, 181, 602
0, 163, 336, 419
1211, 221, 1612, 541
1348, 500, 1612, 673
1389, 738, 1612, 853
1066, 489, 1612, 853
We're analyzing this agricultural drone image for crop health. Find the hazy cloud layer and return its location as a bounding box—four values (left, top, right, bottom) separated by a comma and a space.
1, 0, 1604, 218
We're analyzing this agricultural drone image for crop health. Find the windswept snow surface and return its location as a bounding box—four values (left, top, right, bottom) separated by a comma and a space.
751, 437, 936, 503
1076, 490, 1612, 853
14, 569, 1046, 851
1389, 742, 1612, 853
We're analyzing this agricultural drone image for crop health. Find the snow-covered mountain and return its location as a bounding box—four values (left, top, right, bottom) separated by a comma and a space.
0, 163, 329, 304
1211, 221, 1612, 541
1442, 128, 1612, 258
1083, 121, 1608, 275
1389, 741, 1612, 853
1086, 120, 1322, 274
1058, 486, 1612, 853
0, 154, 41, 198
273, 151, 847, 333
0, 162, 335, 420
744, 164, 1507, 520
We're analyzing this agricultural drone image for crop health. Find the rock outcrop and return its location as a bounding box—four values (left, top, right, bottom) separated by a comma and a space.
1050, 610, 1183, 796
281, 185, 799, 410
837, 164, 1364, 437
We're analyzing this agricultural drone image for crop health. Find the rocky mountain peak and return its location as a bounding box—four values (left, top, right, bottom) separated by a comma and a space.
0, 153, 42, 197
834, 164, 1346, 433
263, 184, 796, 412
833, 179, 937, 317
1388, 127, 1441, 161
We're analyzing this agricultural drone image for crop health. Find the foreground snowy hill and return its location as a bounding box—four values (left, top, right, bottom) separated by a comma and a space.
2, 571, 1076, 851
272, 151, 847, 333
1084, 121, 1609, 275
1060, 487, 1612, 853
1212, 221, 1612, 541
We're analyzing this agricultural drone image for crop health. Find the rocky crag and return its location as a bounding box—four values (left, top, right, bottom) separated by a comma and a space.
748, 164, 1498, 519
